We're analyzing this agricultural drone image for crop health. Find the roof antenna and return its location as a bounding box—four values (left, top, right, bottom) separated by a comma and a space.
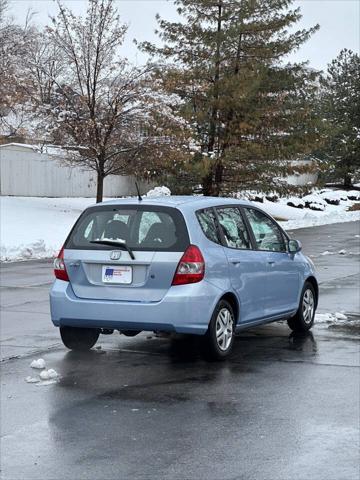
135, 181, 142, 201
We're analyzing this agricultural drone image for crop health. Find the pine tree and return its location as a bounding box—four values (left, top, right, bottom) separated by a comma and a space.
141, 0, 321, 196
319, 49, 360, 187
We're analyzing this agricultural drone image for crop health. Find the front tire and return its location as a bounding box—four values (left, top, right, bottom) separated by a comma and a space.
60, 326, 100, 351
203, 300, 235, 360
287, 282, 316, 332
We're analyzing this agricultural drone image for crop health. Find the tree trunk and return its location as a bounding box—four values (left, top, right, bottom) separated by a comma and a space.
202, 171, 214, 196
344, 173, 352, 188
214, 162, 223, 196
205, 2, 223, 196
96, 171, 105, 203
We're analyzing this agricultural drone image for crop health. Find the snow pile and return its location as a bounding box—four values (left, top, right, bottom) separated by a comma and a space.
39, 369, 58, 380
146, 186, 171, 197
346, 190, 360, 201
26, 359, 59, 386
30, 358, 46, 369
320, 190, 342, 205
0, 196, 96, 262
301, 193, 327, 211
315, 312, 360, 332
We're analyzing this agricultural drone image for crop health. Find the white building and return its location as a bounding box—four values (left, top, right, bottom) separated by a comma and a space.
0, 143, 136, 197
286, 158, 319, 187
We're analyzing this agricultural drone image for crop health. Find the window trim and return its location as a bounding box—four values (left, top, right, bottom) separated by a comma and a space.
240, 205, 289, 254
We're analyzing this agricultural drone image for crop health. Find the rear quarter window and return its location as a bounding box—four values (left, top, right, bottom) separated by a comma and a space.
196, 208, 221, 244
65, 205, 190, 252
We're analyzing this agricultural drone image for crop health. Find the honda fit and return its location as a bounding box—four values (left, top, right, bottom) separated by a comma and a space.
50, 196, 318, 359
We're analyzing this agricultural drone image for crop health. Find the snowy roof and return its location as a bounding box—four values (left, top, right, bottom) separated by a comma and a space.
0, 143, 68, 157
0, 143, 39, 151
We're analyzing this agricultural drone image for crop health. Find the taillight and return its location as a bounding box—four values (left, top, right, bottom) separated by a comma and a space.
172, 245, 205, 286
54, 247, 69, 281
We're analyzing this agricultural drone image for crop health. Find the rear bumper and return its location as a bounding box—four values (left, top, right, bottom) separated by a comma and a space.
49, 280, 223, 335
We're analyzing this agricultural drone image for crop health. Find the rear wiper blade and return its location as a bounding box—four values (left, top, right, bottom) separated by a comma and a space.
90, 240, 135, 260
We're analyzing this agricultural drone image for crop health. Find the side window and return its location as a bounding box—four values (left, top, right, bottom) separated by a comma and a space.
216, 207, 251, 249
196, 208, 221, 244
244, 208, 286, 252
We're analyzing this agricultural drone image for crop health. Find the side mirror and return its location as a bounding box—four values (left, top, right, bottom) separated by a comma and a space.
288, 239, 302, 253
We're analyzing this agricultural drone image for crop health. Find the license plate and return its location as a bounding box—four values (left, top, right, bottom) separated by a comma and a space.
102, 265, 132, 284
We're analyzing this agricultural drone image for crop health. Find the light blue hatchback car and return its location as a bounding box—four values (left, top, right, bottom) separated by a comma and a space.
50, 196, 318, 359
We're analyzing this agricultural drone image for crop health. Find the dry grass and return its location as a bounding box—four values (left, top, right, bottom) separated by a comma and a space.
347, 202, 360, 211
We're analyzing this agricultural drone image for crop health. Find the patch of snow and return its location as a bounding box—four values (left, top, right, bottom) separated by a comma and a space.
30, 358, 46, 369
256, 197, 360, 230
35, 379, 58, 386
320, 251, 334, 256
347, 190, 360, 201
315, 312, 348, 324
302, 193, 327, 208
0, 196, 96, 262
309, 202, 325, 211
39, 369, 58, 380
146, 186, 171, 197
315, 313, 335, 323
25, 376, 40, 383
1, 187, 359, 261
320, 190, 347, 203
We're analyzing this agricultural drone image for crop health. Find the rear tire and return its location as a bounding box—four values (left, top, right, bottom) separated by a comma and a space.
287, 282, 316, 332
60, 327, 100, 351
202, 299, 235, 361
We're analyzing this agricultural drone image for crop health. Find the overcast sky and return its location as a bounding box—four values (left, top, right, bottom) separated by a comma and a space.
9, 0, 360, 72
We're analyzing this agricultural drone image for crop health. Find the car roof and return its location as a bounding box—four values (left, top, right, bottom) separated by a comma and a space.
97, 195, 251, 209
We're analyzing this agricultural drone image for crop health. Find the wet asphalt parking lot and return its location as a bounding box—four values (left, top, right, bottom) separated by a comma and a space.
1, 221, 359, 480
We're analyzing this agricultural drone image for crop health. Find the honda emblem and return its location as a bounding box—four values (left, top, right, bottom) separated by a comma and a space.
110, 250, 121, 260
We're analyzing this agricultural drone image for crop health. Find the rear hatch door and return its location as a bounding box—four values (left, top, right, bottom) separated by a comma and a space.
63, 204, 189, 303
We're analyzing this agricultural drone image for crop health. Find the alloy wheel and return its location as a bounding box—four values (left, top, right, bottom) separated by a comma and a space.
215, 308, 234, 351
302, 289, 315, 324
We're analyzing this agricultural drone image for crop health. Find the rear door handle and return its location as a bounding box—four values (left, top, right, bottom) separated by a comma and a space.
268, 261, 275, 265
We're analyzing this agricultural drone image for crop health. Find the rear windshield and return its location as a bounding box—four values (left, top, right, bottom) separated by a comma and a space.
65, 205, 190, 252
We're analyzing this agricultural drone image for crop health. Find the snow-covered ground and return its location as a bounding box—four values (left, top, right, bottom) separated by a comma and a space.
0, 196, 96, 262
1, 188, 359, 262
257, 197, 360, 230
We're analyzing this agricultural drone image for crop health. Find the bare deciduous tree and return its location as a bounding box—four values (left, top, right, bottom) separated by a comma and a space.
0, 0, 37, 138
41, 0, 189, 202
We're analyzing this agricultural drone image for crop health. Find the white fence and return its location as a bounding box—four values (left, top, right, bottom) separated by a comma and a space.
0, 143, 135, 197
